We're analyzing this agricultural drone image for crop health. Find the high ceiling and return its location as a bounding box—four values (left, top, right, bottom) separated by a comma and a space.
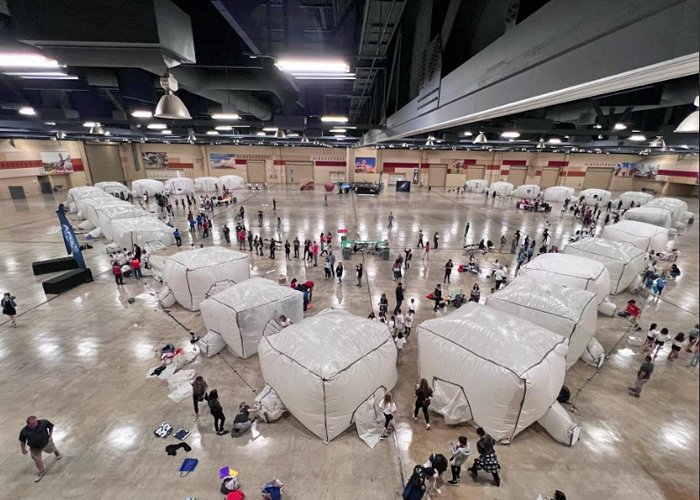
0, 0, 696, 154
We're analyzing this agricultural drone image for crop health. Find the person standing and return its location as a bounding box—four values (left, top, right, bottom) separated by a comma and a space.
494, 267, 506, 290
688, 337, 700, 368
258, 210, 263, 227
272, 198, 277, 211
293, 237, 300, 258
447, 436, 471, 486
379, 393, 397, 439
404, 309, 414, 338
464, 222, 470, 239
356, 263, 363, 287
433, 284, 442, 312
191, 375, 208, 420
422, 241, 430, 260
417, 229, 424, 248
284, 240, 291, 259
2, 292, 17, 326
335, 262, 344, 283
206, 389, 228, 435
388, 211, 394, 229
246, 230, 252, 251
413, 379, 433, 430
527, 240, 536, 262
112, 261, 123, 285
130, 256, 142, 279
202, 219, 209, 238
499, 234, 507, 253
19, 416, 62, 482
173, 228, 182, 247
468, 427, 501, 487
303, 239, 310, 261
444, 259, 454, 284
404, 248, 412, 270
394, 282, 405, 315
433, 232, 440, 249
628, 355, 654, 397
276, 216, 282, 234
269, 239, 277, 259
311, 240, 319, 267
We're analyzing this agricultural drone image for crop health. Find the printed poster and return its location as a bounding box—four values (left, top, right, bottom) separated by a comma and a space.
142, 152, 168, 169
354, 157, 376, 173
210, 153, 237, 169
40, 151, 74, 174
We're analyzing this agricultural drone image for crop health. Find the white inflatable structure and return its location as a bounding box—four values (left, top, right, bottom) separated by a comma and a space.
219, 174, 245, 190
110, 217, 174, 250
513, 184, 541, 198
194, 176, 221, 192
519, 253, 611, 304
563, 238, 646, 294
646, 197, 688, 223
67, 186, 106, 206
94, 181, 130, 198
616, 191, 654, 209
200, 277, 304, 358
579, 188, 611, 205
600, 220, 668, 253
486, 181, 514, 197
79, 197, 127, 227
418, 303, 575, 444
258, 309, 397, 442
464, 179, 489, 193
162, 247, 250, 311
131, 179, 165, 197
485, 277, 597, 369
622, 206, 673, 228
97, 205, 151, 241
543, 186, 574, 202
164, 177, 195, 195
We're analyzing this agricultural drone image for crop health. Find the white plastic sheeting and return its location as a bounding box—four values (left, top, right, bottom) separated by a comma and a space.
353, 388, 387, 448
579, 188, 611, 205
537, 402, 582, 447
600, 220, 668, 253
197, 330, 226, 357
164, 177, 195, 195
94, 181, 130, 197
131, 179, 164, 197
563, 238, 646, 294
418, 303, 568, 442
67, 186, 106, 205
194, 176, 220, 192
513, 184, 541, 198
162, 247, 250, 311
681, 211, 694, 223
200, 277, 303, 358
464, 179, 489, 193
622, 206, 673, 228
97, 205, 151, 240
646, 197, 688, 223
617, 191, 654, 209
520, 253, 611, 304
485, 276, 597, 369
258, 309, 398, 442
543, 186, 574, 202
255, 385, 288, 422
486, 181, 514, 197
219, 174, 245, 190
79, 197, 128, 227
110, 217, 175, 252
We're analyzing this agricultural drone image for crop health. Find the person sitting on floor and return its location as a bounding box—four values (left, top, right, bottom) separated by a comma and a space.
232, 402, 259, 437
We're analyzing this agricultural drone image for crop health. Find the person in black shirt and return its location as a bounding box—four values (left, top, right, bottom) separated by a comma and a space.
468, 427, 501, 487
629, 355, 654, 397
444, 259, 454, 284
19, 416, 62, 482
232, 402, 259, 437
433, 284, 442, 312
394, 283, 405, 314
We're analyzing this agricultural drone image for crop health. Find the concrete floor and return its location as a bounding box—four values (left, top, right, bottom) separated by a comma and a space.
0, 185, 697, 500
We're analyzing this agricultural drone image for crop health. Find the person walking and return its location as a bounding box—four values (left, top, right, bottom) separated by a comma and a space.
628, 355, 654, 397
202, 219, 209, 238
324, 256, 332, 279
527, 240, 536, 262
284, 240, 291, 260
388, 211, 394, 229
433, 284, 442, 312
413, 379, 433, 430
2, 292, 18, 326
422, 241, 430, 260
269, 239, 277, 259
499, 234, 507, 253
206, 389, 228, 435
356, 263, 363, 287
394, 282, 405, 315
417, 229, 424, 248
112, 261, 124, 285
688, 337, 700, 368
258, 210, 263, 227
468, 428, 501, 487
276, 216, 282, 233
191, 375, 208, 420
173, 228, 182, 247
335, 262, 344, 283
464, 222, 470, 239
272, 198, 277, 211
494, 267, 506, 290
293, 237, 300, 258
19, 416, 62, 482
378, 392, 397, 439
311, 241, 319, 267
447, 436, 471, 486
444, 259, 454, 284
433, 232, 440, 249
404, 309, 414, 339
404, 248, 412, 270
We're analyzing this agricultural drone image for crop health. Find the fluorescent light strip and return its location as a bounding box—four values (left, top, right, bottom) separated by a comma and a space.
262, 127, 278, 132
211, 113, 240, 120
147, 123, 167, 130
0, 53, 60, 68
276, 59, 349, 73
130, 110, 153, 118
294, 74, 356, 80
321, 115, 348, 123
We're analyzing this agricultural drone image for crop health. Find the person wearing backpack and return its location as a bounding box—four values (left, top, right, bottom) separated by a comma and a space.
206, 389, 228, 435
402, 465, 427, 500
413, 379, 433, 430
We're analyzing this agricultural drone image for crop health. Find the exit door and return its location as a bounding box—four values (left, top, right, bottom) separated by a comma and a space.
38, 175, 53, 194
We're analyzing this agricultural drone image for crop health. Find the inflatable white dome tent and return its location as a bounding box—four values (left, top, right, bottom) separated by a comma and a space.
67, 186, 105, 206
94, 181, 130, 198
258, 309, 397, 442
164, 177, 195, 195
110, 216, 174, 250
485, 277, 597, 369
646, 197, 688, 223
543, 186, 574, 202
616, 191, 653, 209
486, 181, 514, 197
79, 197, 127, 227
513, 184, 541, 198
97, 205, 151, 241
600, 220, 668, 253
579, 188, 611, 205
131, 179, 164, 197
194, 176, 220, 192
219, 174, 245, 190
162, 247, 250, 311
200, 277, 304, 359
464, 179, 489, 193
418, 303, 578, 445
519, 253, 611, 304
563, 239, 646, 294
622, 206, 673, 228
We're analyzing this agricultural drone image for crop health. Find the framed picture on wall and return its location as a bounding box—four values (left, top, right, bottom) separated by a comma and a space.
354, 157, 376, 173
142, 152, 168, 169
40, 151, 74, 174
210, 153, 237, 169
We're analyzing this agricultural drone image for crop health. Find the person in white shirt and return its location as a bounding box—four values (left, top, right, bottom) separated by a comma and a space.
395, 310, 405, 334
643, 323, 658, 352
395, 332, 406, 364
378, 392, 397, 439
388, 315, 396, 336
447, 436, 471, 485
651, 327, 670, 358
404, 310, 414, 338
494, 268, 507, 290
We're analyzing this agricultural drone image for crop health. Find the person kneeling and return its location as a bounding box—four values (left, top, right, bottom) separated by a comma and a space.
232, 402, 259, 438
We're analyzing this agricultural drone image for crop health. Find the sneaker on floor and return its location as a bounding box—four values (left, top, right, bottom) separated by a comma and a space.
220, 430, 230, 435
425, 423, 431, 430
55, 452, 62, 460
413, 415, 418, 421
34, 471, 45, 482
435, 488, 442, 494
627, 387, 637, 392
379, 434, 387, 440
447, 480, 459, 486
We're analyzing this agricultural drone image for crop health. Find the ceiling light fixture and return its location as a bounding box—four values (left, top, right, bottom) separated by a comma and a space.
147, 123, 167, 130
56, 131, 67, 140
300, 134, 310, 143
501, 131, 520, 139
463, 131, 473, 137
89, 122, 105, 135
593, 124, 602, 129
548, 137, 562, 144
211, 112, 240, 120
206, 130, 219, 136
320, 115, 348, 123
215, 125, 233, 131
329, 128, 346, 133
187, 129, 196, 143
18, 106, 36, 116
161, 129, 172, 134
473, 132, 487, 144
628, 133, 646, 141
425, 136, 435, 146
82, 121, 96, 128
275, 129, 286, 139
276, 59, 349, 73
613, 122, 627, 130
293, 74, 356, 80
536, 138, 545, 149
0, 53, 60, 68
256, 131, 266, 137
286, 132, 299, 138
674, 96, 699, 133
154, 74, 191, 120
649, 136, 666, 148
335, 135, 346, 140
131, 110, 153, 119
262, 127, 278, 132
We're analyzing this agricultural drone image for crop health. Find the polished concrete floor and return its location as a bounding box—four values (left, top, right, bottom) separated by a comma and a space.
0, 185, 697, 500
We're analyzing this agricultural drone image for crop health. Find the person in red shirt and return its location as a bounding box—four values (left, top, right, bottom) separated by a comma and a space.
130, 257, 142, 279
617, 299, 641, 330
237, 229, 246, 250
326, 231, 333, 246
112, 261, 123, 285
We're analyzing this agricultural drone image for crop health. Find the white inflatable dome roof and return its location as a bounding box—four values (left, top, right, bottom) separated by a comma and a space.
487, 181, 514, 196
131, 179, 164, 197
418, 303, 567, 441
94, 181, 130, 197
110, 216, 174, 251
163, 247, 250, 311
259, 309, 397, 442
579, 188, 611, 205
617, 191, 654, 209
646, 197, 688, 223
464, 179, 489, 193
543, 186, 574, 202
600, 220, 668, 253
563, 238, 646, 294
164, 177, 195, 195
194, 176, 221, 192
97, 205, 151, 241
513, 184, 541, 198
67, 186, 106, 204
219, 174, 245, 190
200, 277, 304, 358
622, 206, 673, 228
520, 253, 611, 304
486, 276, 597, 369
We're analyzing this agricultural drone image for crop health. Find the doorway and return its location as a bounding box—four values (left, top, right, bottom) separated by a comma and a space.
508, 167, 527, 186
583, 167, 613, 189
286, 163, 314, 183
9, 186, 26, 199
37, 175, 53, 194
247, 161, 267, 183
539, 168, 560, 188
428, 165, 447, 187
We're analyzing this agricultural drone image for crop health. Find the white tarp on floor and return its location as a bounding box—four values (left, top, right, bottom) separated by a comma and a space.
622, 206, 673, 228
95, 181, 130, 198
519, 253, 611, 304
486, 181, 514, 197
513, 184, 541, 198
464, 179, 489, 193
194, 176, 220, 192
543, 186, 574, 202
645, 197, 688, 223
579, 188, 611, 205
110, 217, 174, 252
258, 309, 397, 442
600, 220, 668, 253
485, 276, 597, 369
616, 191, 654, 209
219, 175, 245, 190
563, 238, 646, 294
200, 277, 304, 358
164, 177, 195, 195
131, 179, 164, 197
163, 247, 250, 311
418, 303, 567, 442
